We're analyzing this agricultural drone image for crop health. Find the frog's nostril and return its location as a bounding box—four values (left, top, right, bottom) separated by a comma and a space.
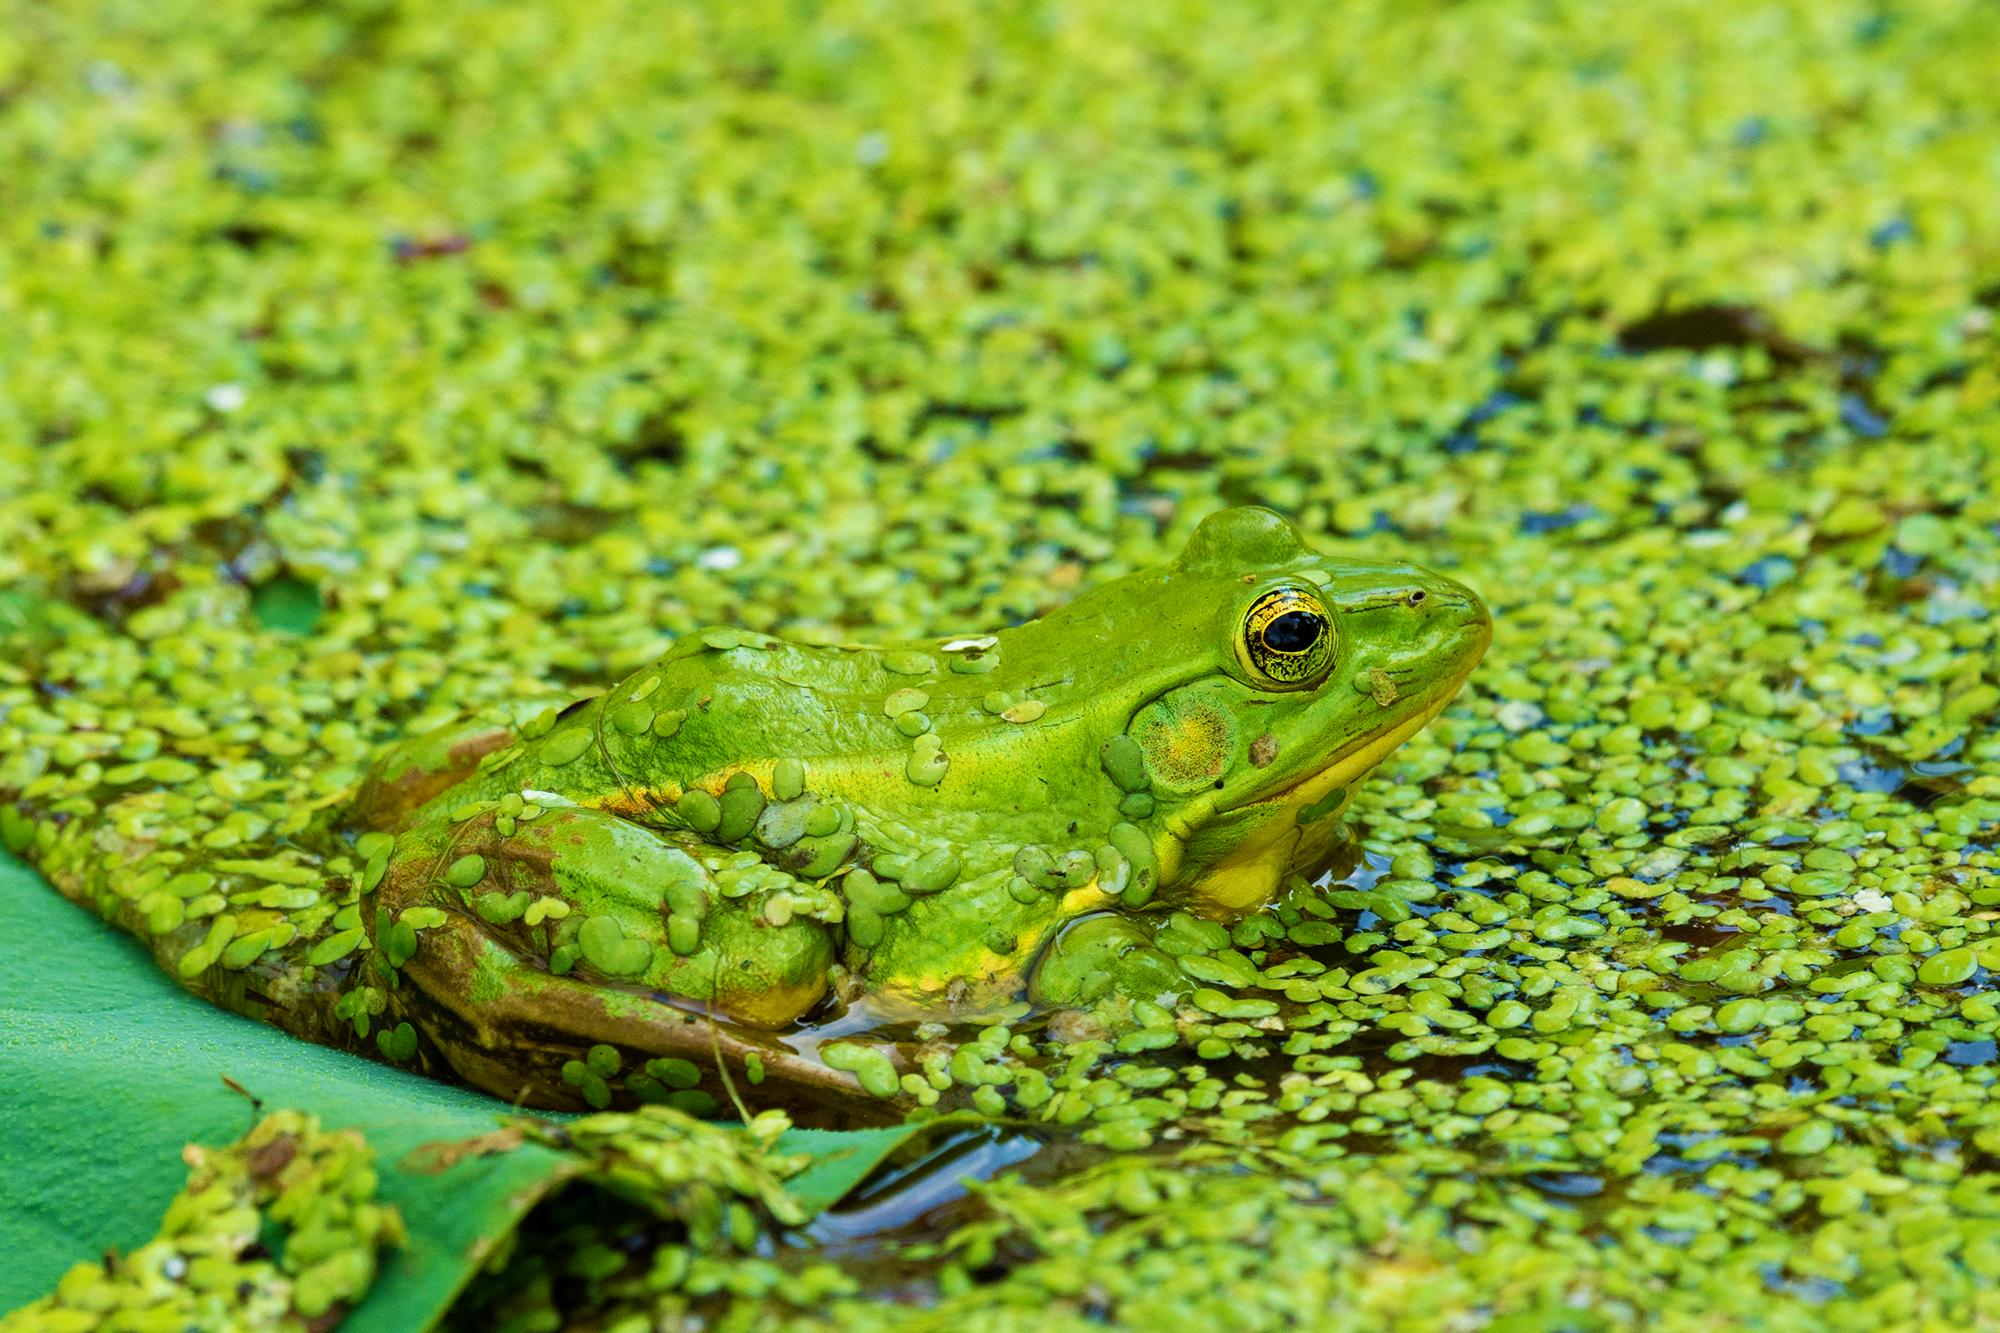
1405, 589, 1427, 606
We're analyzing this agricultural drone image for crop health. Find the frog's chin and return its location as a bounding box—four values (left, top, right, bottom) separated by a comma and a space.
1171, 691, 1460, 917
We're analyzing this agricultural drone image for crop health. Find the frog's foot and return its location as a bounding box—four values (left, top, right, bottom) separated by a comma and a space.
1027, 914, 1191, 1010
363, 805, 908, 1116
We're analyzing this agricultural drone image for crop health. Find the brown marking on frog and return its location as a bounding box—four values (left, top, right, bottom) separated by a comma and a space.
348, 724, 516, 831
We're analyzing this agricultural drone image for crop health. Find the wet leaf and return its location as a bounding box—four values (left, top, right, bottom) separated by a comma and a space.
0, 852, 952, 1327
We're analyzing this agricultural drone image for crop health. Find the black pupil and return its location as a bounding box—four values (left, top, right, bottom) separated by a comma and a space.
1263, 610, 1323, 654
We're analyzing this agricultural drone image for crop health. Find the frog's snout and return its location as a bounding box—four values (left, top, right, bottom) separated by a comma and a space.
1400, 573, 1491, 689
1431, 577, 1491, 644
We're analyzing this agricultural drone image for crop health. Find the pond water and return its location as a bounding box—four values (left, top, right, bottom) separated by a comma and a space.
4, 0, 1999, 1327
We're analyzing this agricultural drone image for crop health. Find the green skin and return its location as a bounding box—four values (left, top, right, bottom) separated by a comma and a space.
349, 507, 1489, 1110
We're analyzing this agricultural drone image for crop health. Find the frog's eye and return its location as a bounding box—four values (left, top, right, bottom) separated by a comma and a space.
1239, 587, 1336, 689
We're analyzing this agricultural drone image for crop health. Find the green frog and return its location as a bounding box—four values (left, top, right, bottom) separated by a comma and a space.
347, 507, 1489, 1110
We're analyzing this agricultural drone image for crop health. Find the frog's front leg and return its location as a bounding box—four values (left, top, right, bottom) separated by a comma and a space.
361, 802, 899, 1114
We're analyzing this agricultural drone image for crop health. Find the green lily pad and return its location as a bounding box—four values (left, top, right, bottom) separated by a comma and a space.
0, 851, 931, 1328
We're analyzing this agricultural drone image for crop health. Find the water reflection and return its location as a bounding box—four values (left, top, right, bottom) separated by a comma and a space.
802, 1124, 1049, 1249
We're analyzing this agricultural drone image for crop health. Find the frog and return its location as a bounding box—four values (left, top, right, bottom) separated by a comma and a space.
346, 506, 1490, 1111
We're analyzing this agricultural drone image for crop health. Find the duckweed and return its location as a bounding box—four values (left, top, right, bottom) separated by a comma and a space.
1, 1112, 403, 1332
4, 0, 2000, 1328
821, 1044, 902, 1100
541, 731, 594, 767
904, 735, 949, 787
771, 758, 807, 803
577, 916, 654, 978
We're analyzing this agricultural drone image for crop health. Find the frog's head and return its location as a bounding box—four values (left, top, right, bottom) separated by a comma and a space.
1044, 506, 1490, 917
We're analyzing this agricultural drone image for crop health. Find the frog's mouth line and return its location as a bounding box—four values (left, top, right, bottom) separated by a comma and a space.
1247, 684, 1456, 812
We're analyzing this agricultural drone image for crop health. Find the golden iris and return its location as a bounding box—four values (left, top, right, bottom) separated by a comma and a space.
1238, 587, 1336, 688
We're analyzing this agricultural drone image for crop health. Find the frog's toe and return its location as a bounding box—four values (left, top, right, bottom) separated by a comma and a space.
1028, 914, 1190, 1009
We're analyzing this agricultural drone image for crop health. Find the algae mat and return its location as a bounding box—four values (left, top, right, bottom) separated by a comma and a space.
3, 0, 2000, 1328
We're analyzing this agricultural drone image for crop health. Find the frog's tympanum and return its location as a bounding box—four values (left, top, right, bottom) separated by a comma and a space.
345, 507, 1489, 1110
